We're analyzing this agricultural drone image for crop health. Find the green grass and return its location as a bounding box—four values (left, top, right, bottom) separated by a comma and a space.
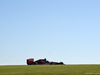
0, 65, 100, 75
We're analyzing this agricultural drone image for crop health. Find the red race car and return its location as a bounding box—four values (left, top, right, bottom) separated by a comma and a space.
27, 58, 64, 65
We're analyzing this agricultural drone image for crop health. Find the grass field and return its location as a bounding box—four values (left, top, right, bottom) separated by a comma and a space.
0, 65, 100, 75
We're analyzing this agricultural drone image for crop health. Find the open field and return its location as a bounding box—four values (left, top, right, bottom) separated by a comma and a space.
0, 65, 100, 75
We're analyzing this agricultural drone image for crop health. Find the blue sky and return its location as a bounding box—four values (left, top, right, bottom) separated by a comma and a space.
0, 0, 100, 65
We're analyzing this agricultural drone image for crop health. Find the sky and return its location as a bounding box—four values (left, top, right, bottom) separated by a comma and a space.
0, 0, 100, 65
